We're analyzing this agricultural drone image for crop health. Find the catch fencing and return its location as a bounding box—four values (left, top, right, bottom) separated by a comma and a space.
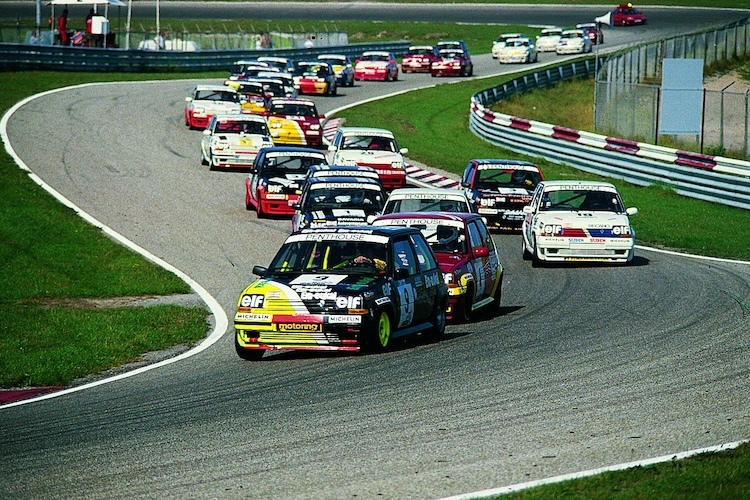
596, 17, 750, 158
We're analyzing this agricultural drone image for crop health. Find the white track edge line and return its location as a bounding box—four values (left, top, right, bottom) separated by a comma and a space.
438, 439, 750, 499
0, 81, 229, 409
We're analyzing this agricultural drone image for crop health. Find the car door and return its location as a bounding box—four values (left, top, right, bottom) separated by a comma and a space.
248, 153, 265, 205
470, 219, 499, 300
409, 232, 441, 319
390, 237, 420, 328
466, 221, 486, 302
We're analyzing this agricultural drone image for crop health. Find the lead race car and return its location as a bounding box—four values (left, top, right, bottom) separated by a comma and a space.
234, 226, 448, 359
521, 180, 638, 265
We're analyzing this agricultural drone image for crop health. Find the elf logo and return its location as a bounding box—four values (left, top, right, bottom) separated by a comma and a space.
240, 294, 265, 308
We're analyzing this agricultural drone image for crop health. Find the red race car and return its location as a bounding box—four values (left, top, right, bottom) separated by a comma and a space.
372, 212, 503, 323
401, 45, 439, 73
265, 97, 325, 148
611, 3, 647, 26
245, 146, 328, 217
354, 51, 399, 81
431, 48, 473, 77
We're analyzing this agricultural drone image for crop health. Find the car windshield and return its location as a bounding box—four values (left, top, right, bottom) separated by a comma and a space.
540, 189, 624, 212
214, 120, 268, 135
360, 53, 390, 62
195, 90, 238, 102
295, 63, 329, 76
506, 39, 528, 47
407, 47, 434, 55
268, 240, 388, 274
319, 57, 346, 65
383, 197, 470, 214
269, 103, 317, 117
304, 187, 383, 211
439, 49, 464, 58
341, 135, 396, 152
264, 154, 326, 175
561, 32, 583, 40
475, 169, 542, 189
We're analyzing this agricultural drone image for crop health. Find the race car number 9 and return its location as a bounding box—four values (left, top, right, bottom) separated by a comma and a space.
397, 283, 415, 328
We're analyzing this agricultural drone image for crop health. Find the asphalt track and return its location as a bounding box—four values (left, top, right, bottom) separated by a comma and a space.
2, 4, 750, 499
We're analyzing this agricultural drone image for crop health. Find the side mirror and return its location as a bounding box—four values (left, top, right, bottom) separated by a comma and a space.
399, 148, 409, 155
461, 181, 469, 188
523, 205, 534, 214
626, 207, 638, 216
327, 144, 336, 152
252, 265, 267, 277
185, 97, 192, 102
472, 247, 489, 258
291, 203, 300, 210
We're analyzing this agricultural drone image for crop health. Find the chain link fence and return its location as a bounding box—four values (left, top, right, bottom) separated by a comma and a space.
595, 18, 750, 159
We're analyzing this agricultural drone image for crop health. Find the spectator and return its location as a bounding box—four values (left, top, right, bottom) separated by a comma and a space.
58, 9, 69, 45
85, 8, 94, 46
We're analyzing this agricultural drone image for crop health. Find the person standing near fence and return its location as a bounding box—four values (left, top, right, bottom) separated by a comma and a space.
85, 8, 94, 46
58, 9, 69, 45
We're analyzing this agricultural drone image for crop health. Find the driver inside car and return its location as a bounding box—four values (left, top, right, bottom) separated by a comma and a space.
334, 242, 387, 271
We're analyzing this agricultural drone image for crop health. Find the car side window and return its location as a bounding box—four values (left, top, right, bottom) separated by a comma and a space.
474, 219, 494, 251
391, 238, 418, 277
462, 164, 474, 187
410, 234, 437, 272
467, 222, 483, 251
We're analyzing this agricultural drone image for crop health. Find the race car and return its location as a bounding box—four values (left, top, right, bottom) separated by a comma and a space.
256, 55, 296, 73
184, 84, 242, 130
200, 113, 274, 170
576, 23, 604, 44
224, 80, 269, 115
431, 48, 473, 77
401, 45, 439, 73
535, 27, 564, 52
265, 97, 324, 148
372, 212, 502, 323
611, 3, 647, 26
317, 53, 355, 87
326, 127, 408, 190
496, 37, 538, 64
491, 33, 522, 58
291, 176, 387, 232
245, 146, 328, 217
353, 51, 399, 81
382, 187, 474, 215
292, 61, 337, 95
556, 29, 593, 54
233, 226, 448, 359
461, 159, 544, 231
228, 59, 269, 80
521, 180, 638, 266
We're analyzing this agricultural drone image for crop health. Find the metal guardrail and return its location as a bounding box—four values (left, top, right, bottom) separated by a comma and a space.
470, 60, 750, 210
0, 41, 411, 72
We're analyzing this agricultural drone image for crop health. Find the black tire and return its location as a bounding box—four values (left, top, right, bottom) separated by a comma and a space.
256, 199, 265, 218
531, 237, 543, 267
235, 334, 264, 360
459, 285, 474, 323
521, 234, 532, 260
201, 154, 209, 166
491, 274, 503, 311
425, 299, 447, 340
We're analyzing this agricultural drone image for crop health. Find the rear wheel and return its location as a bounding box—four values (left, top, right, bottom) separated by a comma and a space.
425, 299, 447, 341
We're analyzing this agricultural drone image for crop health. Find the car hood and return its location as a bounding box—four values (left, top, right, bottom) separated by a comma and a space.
333, 150, 402, 165
216, 134, 273, 147
304, 207, 380, 224
536, 212, 633, 236
434, 252, 469, 273
241, 273, 384, 313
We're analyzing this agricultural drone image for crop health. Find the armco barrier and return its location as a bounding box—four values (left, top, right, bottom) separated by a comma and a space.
470, 60, 750, 211
0, 41, 410, 72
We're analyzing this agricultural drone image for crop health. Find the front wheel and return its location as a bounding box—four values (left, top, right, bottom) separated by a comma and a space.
366, 309, 392, 352
531, 237, 543, 267
521, 234, 532, 260
458, 285, 474, 323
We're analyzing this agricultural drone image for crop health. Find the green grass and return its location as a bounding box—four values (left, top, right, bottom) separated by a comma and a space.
0, 71, 224, 388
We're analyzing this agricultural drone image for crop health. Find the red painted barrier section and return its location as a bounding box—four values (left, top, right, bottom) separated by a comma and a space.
604, 136, 640, 155
552, 125, 580, 141
675, 150, 717, 170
